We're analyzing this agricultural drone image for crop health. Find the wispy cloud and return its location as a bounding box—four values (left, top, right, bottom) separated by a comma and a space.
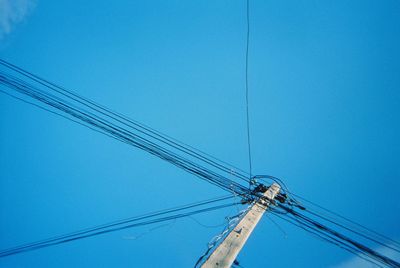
0, 0, 36, 39
331, 245, 400, 268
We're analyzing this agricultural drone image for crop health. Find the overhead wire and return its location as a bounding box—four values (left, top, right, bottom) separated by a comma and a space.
194, 202, 253, 267
289, 192, 400, 250
271, 212, 386, 268
271, 203, 400, 268
0, 89, 127, 143
0, 69, 250, 196
0, 59, 252, 185
302, 206, 400, 254
1, 59, 399, 267
244, 0, 253, 183
0, 195, 239, 258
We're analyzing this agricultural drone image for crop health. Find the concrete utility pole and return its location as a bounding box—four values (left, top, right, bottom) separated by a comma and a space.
201, 183, 281, 268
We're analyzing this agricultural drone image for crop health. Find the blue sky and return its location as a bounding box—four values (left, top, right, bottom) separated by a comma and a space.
0, 0, 399, 267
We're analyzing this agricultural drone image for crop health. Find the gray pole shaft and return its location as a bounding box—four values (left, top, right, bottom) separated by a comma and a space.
201, 183, 281, 268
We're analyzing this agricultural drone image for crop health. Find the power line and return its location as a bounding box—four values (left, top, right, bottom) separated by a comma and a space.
0, 68, 251, 196
271, 201, 400, 268
0, 89, 126, 143
289, 192, 400, 250
0, 196, 239, 258
244, 0, 253, 182
303, 206, 400, 254
1, 59, 399, 267
0, 59, 251, 184
271, 212, 387, 268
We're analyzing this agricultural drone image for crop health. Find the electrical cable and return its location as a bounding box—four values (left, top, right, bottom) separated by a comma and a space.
244, 0, 253, 183
273, 203, 400, 268
0, 196, 240, 258
1, 59, 399, 267
0, 71, 250, 196
289, 191, 400, 250
271, 212, 386, 268
0, 59, 252, 185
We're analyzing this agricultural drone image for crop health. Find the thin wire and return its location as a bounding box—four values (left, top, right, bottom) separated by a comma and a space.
187, 216, 226, 229
0, 59, 252, 182
0, 197, 240, 258
289, 191, 400, 249
0, 203, 240, 258
3, 59, 399, 266
304, 207, 400, 254
265, 213, 287, 238
0, 89, 127, 144
245, 0, 253, 184
0, 72, 251, 196
271, 212, 386, 268
121, 222, 172, 240
0, 194, 234, 257
0, 64, 254, 196
275, 203, 400, 268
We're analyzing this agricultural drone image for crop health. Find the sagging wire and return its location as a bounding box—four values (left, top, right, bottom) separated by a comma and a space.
194, 203, 253, 268
187, 216, 226, 229
265, 213, 288, 239
121, 221, 175, 241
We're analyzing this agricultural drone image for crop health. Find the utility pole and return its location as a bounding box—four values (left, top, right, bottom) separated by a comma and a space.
201, 183, 281, 268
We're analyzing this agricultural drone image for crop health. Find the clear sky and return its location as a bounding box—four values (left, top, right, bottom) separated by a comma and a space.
0, 0, 399, 267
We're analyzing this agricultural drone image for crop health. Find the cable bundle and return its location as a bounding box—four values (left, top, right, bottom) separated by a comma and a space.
0, 59, 252, 196
0, 196, 238, 258
266, 187, 400, 267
